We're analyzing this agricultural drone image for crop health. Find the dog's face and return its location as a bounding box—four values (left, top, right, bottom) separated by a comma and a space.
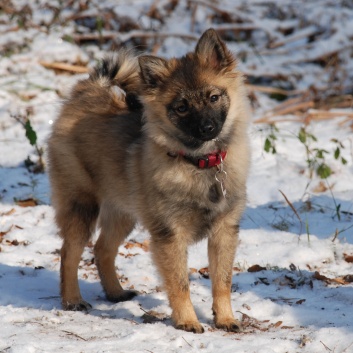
139, 29, 245, 154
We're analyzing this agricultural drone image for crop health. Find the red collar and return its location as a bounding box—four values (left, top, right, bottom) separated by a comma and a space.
168, 151, 227, 169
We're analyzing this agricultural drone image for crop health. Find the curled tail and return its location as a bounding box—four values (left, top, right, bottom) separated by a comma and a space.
67, 50, 142, 115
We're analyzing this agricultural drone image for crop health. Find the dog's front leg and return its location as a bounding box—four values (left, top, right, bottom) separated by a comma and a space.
208, 221, 242, 332
150, 232, 204, 334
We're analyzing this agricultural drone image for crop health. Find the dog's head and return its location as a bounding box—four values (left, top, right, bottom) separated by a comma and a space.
138, 28, 249, 155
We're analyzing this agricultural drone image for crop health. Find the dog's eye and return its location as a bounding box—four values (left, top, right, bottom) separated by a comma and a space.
176, 104, 188, 113
210, 95, 219, 103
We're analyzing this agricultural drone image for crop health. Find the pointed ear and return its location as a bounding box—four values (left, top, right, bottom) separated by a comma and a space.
138, 55, 169, 87
195, 28, 235, 71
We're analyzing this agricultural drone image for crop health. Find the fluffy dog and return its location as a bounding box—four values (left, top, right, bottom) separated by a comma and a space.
47, 28, 250, 333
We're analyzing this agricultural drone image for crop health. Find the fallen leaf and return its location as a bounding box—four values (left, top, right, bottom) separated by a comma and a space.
199, 267, 209, 279
343, 275, 353, 283
124, 239, 149, 251
312, 181, 328, 193
0, 227, 11, 237
343, 253, 353, 263
273, 321, 283, 328
331, 277, 348, 285
1, 208, 15, 216
248, 264, 266, 272
15, 198, 38, 207
313, 271, 330, 283
313, 271, 352, 285
242, 303, 251, 311
141, 310, 168, 324
296, 299, 306, 305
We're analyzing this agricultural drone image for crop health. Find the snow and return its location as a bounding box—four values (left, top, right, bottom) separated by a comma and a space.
1, 0, 353, 352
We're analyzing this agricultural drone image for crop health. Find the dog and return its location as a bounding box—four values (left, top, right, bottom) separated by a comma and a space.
47, 28, 251, 334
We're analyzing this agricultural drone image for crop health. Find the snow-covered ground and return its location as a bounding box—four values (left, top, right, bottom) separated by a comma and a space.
1, 1, 353, 352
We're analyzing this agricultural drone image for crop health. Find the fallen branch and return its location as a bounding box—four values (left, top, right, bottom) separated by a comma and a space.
73, 30, 198, 43
256, 101, 314, 123
187, 0, 246, 23
246, 84, 303, 97
305, 110, 353, 123
269, 25, 320, 49
39, 61, 89, 74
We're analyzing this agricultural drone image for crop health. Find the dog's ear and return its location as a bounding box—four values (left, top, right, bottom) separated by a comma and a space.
138, 55, 169, 87
195, 28, 235, 71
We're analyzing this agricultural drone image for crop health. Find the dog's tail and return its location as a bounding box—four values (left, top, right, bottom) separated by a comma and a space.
67, 50, 142, 115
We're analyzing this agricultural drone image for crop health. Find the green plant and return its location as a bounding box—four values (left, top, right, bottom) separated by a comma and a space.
263, 124, 278, 154
331, 138, 347, 165
297, 126, 332, 179
11, 109, 45, 173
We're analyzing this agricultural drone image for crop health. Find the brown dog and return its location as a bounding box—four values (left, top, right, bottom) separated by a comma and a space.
47, 28, 250, 334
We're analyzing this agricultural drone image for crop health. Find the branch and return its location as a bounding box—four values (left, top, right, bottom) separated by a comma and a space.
39, 61, 89, 73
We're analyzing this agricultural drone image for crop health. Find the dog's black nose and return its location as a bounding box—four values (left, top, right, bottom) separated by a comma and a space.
201, 124, 215, 134
198, 119, 220, 140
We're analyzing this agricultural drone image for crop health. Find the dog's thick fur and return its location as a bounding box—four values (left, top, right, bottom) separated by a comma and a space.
47, 29, 250, 334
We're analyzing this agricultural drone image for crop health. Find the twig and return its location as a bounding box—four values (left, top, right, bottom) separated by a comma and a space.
62, 330, 87, 341
279, 190, 303, 235
187, 0, 236, 22
39, 61, 89, 74
38, 295, 61, 300
246, 84, 303, 97
253, 117, 303, 124
123, 318, 140, 325
306, 110, 353, 121
265, 101, 315, 118
279, 190, 302, 223
73, 30, 198, 43
331, 224, 353, 242
182, 336, 193, 348
320, 340, 333, 352
342, 341, 353, 353
293, 44, 353, 64
332, 229, 339, 242
269, 26, 319, 49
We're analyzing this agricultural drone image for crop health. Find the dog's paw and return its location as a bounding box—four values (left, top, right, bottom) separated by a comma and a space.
176, 322, 204, 334
106, 289, 138, 303
215, 319, 243, 333
63, 300, 92, 312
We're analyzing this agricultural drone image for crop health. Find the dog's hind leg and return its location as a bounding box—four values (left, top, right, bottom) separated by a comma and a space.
208, 219, 242, 332
58, 198, 99, 311
95, 203, 137, 302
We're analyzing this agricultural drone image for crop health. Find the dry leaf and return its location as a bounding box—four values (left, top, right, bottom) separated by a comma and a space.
0, 228, 11, 237
313, 271, 352, 285
141, 310, 168, 324
312, 181, 328, 193
1, 208, 15, 216
124, 240, 149, 252
343, 275, 353, 283
248, 264, 266, 272
198, 267, 210, 279
313, 271, 330, 283
242, 303, 251, 311
15, 198, 38, 207
343, 253, 353, 263
296, 299, 306, 305
273, 321, 283, 328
